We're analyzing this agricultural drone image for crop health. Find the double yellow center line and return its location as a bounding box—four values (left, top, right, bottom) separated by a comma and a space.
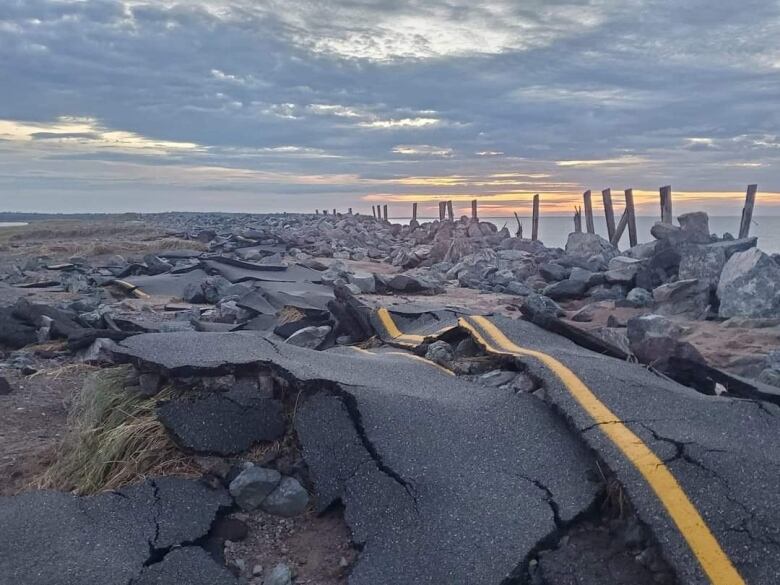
459, 315, 744, 585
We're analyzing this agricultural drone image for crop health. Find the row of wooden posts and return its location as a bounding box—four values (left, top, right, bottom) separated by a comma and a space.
315, 184, 758, 243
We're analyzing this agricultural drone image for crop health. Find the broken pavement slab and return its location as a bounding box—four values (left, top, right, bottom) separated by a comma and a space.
0, 477, 232, 585
204, 259, 322, 284
115, 331, 601, 584
116, 269, 209, 299
156, 381, 286, 456
460, 314, 780, 585
371, 306, 461, 348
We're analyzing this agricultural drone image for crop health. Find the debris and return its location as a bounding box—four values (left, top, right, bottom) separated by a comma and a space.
229, 466, 282, 511
261, 477, 310, 517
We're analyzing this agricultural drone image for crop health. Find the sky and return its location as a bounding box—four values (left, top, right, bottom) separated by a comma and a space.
0, 0, 779, 217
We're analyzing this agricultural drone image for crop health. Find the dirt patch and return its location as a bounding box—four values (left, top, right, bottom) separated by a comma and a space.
0, 357, 91, 496
225, 506, 356, 585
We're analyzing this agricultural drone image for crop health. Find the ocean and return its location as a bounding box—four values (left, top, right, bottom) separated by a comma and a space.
391, 216, 780, 254
0, 222, 28, 228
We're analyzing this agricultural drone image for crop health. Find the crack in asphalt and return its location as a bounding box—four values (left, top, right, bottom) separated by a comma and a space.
580, 418, 685, 433
327, 386, 420, 515
143, 479, 164, 567
515, 473, 563, 529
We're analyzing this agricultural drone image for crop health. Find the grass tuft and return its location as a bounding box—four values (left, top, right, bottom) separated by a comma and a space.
36, 365, 197, 494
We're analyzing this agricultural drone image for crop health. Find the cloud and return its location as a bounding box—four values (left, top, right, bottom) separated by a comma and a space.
392, 145, 454, 157
0, 0, 778, 214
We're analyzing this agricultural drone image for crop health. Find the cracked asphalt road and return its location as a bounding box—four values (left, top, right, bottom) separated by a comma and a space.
460, 314, 780, 585
117, 332, 601, 584
0, 477, 233, 585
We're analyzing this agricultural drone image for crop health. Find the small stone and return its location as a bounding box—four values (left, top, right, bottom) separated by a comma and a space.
229, 466, 281, 511
625, 287, 653, 307
0, 376, 13, 396
425, 340, 454, 366
522, 293, 564, 318
347, 272, 376, 293
261, 476, 310, 517
233, 558, 246, 573
252, 564, 263, 576
339, 556, 349, 568
266, 563, 292, 585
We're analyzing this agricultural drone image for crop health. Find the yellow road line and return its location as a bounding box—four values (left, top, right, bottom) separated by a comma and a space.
375, 307, 456, 347
459, 315, 744, 585
113, 279, 151, 299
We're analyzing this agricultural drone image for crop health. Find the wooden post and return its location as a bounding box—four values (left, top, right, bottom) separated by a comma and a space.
611, 209, 629, 246
660, 185, 673, 224
315, 209, 319, 215
447, 200, 454, 221
583, 190, 595, 233
382, 205, 388, 221
573, 206, 582, 233
624, 188, 638, 247
602, 188, 616, 241
371, 206, 376, 219
412, 202, 418, 221
531, 194, 540, 241
739, 184, 758, 238
348, 207, 352, 215
438, 201, 445, 221
513, 212, 523, 237
471, 199, 478, 221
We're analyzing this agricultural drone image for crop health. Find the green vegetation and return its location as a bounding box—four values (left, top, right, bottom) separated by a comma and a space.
37, 366, 196, 495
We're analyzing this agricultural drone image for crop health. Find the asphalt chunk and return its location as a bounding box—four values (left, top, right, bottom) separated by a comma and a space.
156, 385, 286, 456
0, 478, 230, 585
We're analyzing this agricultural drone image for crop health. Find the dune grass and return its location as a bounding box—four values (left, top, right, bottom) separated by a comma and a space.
37, 365, 197, 495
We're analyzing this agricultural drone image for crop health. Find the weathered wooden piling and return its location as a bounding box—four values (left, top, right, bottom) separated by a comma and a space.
625, 188, 638, 247
412, 202, 418, 222
471, 199, 478, 221
602, 188, 616, 241
573, 206, 582, 233
382, 205, 388, 221
660, 185, 673, 224
447, 200, 454, 221
348, 207, 352, 215
513, 212, 523, 238
583, 190, 595, 233
739, 184, 758, 238
332, 208, 336, 216
611, 209, 629, 246
438, 201, 446, 221
315, 209, 319, 216
531, 194, 540, 241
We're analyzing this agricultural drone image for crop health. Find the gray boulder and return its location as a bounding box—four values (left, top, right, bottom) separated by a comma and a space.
678, 244, 726, 290
229, 466, 282, 511
523, 293, 564, 318
261, 477, 310, 517
539, 262, 569, 282
605, 256, 644, 285
426, 340, 454, 366
564, 232, 617, 258
653, 279, 710, 319
625, 287, 653, 307
347, 272, 376, 293
626, 314, 685, 347
266, 564, 293, 585
717, 248, 780, 319
678, 212, 711, 244
543, 278, 588, 300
